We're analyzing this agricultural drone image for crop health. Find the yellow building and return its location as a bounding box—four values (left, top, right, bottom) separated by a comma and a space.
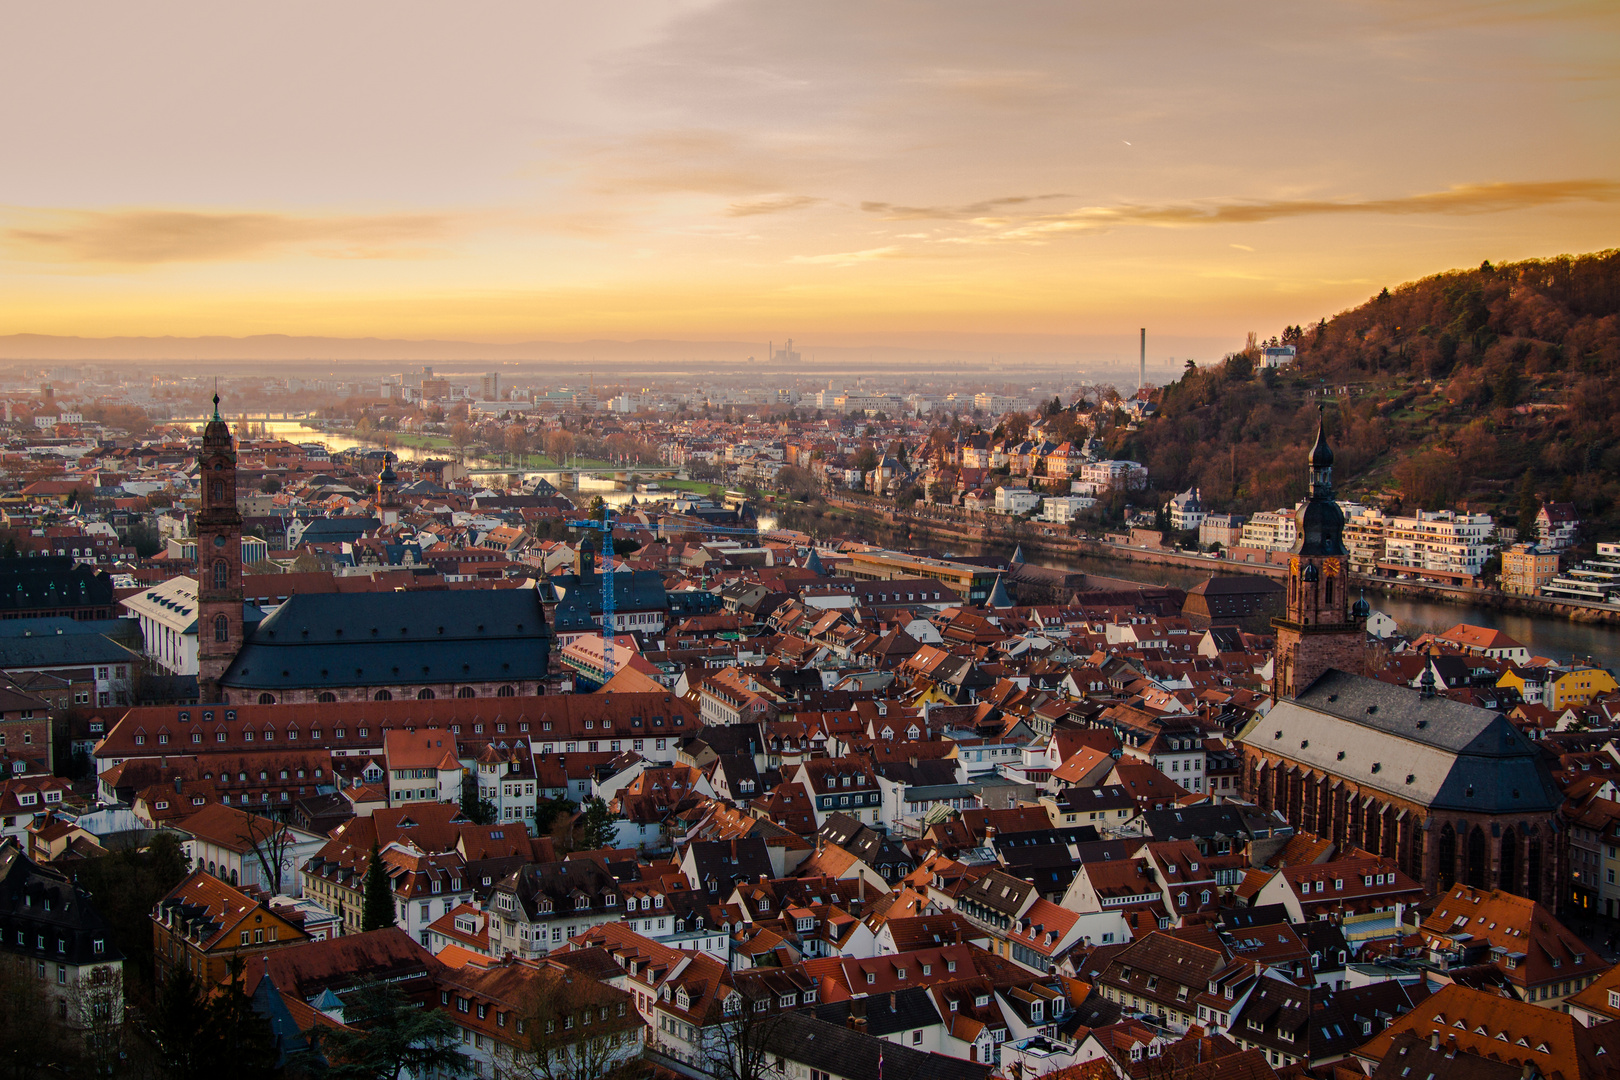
1549, 667, 1619, 710
1501, 543, 1560, 596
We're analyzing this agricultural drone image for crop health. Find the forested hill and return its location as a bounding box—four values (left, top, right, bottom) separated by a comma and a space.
1112, 249, 1620, 536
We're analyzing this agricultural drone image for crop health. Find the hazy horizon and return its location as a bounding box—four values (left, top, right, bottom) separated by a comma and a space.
0, 328, 1248, 372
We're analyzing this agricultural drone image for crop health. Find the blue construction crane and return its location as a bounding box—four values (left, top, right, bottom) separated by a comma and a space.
653, 516, 763, 543
569, 509, 764, 677
566, 508, 626, 677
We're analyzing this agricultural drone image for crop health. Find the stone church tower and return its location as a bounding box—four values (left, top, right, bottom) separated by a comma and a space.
197, 396, 244, 702
377, 459, 401, 527
1273, 411, 1368, 698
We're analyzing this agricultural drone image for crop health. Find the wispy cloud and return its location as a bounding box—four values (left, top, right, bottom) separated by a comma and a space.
2, 209, 455, 264
787, 246, 902, 267
861, 193, 1073, 220
726, 195, 823, 217
917, 180, 1620, 244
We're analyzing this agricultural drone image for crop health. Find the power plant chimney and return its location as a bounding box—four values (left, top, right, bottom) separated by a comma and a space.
1139, 328, 1146, 391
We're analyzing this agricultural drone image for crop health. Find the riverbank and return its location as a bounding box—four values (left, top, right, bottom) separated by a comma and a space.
815, 496, 1620, 627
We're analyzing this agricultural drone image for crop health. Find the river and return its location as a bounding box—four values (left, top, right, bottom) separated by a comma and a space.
1003, 543, 1618, 668
183, 418, 653, 507
192, 420, 1618, 667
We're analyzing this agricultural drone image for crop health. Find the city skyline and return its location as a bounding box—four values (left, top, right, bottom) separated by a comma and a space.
2, 1, 1617, 353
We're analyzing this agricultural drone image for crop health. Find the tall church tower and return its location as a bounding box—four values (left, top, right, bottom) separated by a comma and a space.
377, 459, 401, 527
1273, 411, 1368, 698
197, 396, 244, 702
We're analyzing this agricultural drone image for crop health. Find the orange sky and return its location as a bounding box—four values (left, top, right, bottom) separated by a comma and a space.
2, 1, 1617, 358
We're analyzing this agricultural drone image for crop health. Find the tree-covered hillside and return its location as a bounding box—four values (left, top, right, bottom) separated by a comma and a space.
1112, 250, 1620, 537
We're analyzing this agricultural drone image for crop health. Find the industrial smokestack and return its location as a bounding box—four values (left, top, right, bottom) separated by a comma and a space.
1139, 328, 1146, 391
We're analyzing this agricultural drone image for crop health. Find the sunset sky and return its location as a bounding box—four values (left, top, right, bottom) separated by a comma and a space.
2, 1, 1616, 357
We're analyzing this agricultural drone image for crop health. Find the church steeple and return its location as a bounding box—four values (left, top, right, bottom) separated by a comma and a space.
376, 458, 400, 526
197, 396, 244, 702
1297, 408, 1346, 558
1308, 409, 1334, 492
1272, 411, 1364, 698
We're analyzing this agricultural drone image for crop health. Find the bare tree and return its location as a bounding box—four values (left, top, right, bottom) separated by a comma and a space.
0, 952, 69, 1080
68, 963, 125, 1078
506, 425, 531, 464
505, 967, 647, 1080
235, 808, 297, 895
544, 429, 576, 464
697, 989, 793, 1080
450, 422, 476, 462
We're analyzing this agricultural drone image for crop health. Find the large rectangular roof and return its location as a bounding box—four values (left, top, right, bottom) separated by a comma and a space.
1242, 671, 1561, 813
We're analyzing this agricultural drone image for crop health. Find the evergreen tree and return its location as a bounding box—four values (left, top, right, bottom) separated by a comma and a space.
578, 796, 618, 851
361, 842, 396, 932
299, 980, 471, 1080
460, 771, 497, 826
207, 958, 278, 1079
150, 961, 276, 1080
1517, 472, 1541, 534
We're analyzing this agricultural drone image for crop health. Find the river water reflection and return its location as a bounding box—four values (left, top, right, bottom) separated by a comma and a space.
188, 421, 1616, 667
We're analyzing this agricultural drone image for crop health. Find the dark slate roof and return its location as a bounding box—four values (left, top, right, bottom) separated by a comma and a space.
1368, 1031, 1525, 1080
1250, 669, 1563, 813
686, 837, 774, 897
1233, 979, 1419, 1063
873, 759, 960, 788
1219, 905, 1291, 931
959, 868, 1038, 919
813, 987, 942, 1037
221, 587, 552, 691
1141, 803, 1285, 843
0, 558, 114, 614
817, 814, 914, 876
996, 849, 1079, 895
985, 575, 1014, 609
764, 1012, 990, 1080
0, 632, 142, 669
546, 569, 671, 618
1295, 669, 1507, 752
295, 517, 381, 546
498, 859, 621, 921
1055, 991, 1123, 1039
0, 616, 141, 646
1298, 919, 1351, 965
0, 840, 123, 966
251, 972, 315, 1068
680, 722, 765, 758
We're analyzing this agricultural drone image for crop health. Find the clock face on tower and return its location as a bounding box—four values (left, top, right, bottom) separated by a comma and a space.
213, 535, 225, 548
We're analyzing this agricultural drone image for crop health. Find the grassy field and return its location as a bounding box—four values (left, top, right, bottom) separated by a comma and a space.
650, 478, 722, 494
355, 431, 639, 472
